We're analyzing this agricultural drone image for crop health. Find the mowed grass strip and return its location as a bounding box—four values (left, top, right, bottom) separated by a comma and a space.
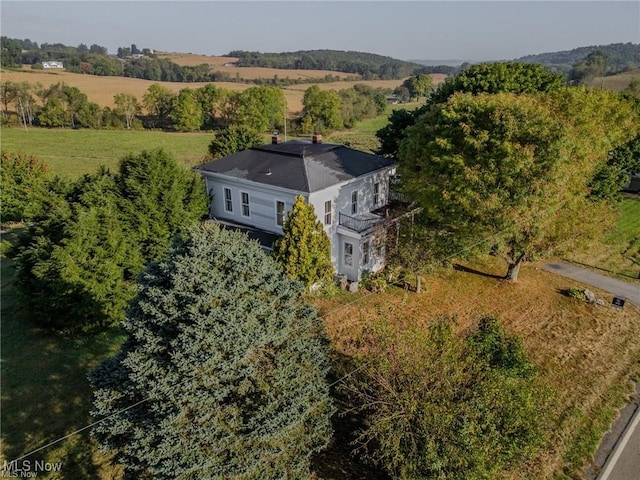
1, 127, 213, 178
566, 195, 640, 280
318, 255, 640, 479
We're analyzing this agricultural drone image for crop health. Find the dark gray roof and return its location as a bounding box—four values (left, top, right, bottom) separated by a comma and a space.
196, 140, 395, 193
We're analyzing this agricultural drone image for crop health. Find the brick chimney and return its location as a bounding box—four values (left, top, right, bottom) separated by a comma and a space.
312, 134, 323, 144
271, 133, 280, 144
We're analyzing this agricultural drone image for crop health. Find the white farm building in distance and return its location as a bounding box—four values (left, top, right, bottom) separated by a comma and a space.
42, 61, 64, 69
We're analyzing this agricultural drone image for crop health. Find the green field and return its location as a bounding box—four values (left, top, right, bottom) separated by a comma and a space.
566, 194, 640, 280
1, 127, 215, 178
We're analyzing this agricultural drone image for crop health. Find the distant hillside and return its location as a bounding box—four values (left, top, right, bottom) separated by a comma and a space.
515, 42, 640, 74
226, 49, 430, 80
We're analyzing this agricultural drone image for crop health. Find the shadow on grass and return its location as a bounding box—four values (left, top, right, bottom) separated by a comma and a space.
453, 263, 504, 280
561, 258, 640, 281
1, 255, 124, 479
311, 352, 390, 480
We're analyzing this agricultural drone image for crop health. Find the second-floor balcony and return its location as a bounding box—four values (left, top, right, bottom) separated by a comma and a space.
338, 212, 385, 233
338, 190, 421, 235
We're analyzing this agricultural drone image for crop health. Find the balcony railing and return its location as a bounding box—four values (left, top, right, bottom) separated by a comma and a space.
338, 212, 384, 233
389, 189, 410, 204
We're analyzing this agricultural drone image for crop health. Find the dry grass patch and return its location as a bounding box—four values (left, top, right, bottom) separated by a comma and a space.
588, 69, 640, 91
156, 52, 357, 80
316, 256, 640, 479
2, 69, 254, 109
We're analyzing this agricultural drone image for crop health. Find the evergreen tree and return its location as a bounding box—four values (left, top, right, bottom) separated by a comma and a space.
16, 150, 208, 332
0, 151, 49, 222
273, 195, 334, 287
116, 149, 209, 263
16, 168, 137, 331
89, 223, 334, 479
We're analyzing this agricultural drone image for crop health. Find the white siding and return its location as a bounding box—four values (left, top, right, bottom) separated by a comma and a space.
202, 164, 395, 282
203, 174, 303, 234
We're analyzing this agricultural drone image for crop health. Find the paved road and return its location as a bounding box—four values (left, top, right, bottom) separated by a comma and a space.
596, 400, 640, 480
541, 262, 640, 306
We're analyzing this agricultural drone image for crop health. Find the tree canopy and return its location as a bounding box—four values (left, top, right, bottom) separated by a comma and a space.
397, 88, 639, 281
0, 151, 49, 222
207, 124, 264, 159
377, 62, 564, 159
301, 85, 343, 133
16, 149, 208, 331
89, 223, 334, 478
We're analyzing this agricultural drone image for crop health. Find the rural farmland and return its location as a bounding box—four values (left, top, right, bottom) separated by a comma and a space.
0, 54, 444, 114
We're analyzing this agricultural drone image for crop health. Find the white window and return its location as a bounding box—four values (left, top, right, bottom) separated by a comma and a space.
374, 182, 380, 206
344, 242, 353, 266
276, 200, 285, 226
324, 200, 332, 225
363, 240, 370, 265
224, 187, 233, 212
351, 190, 358, 215
241, 191, 250, 217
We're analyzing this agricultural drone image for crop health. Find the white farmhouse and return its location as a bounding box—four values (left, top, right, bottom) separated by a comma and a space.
42, 61, 64, 69
196, 135, 412, 282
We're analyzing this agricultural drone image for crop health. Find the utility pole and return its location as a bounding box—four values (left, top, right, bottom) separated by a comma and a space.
284, 98, 287, 142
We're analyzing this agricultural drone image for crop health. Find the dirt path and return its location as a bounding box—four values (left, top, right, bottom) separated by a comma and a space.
541, 261, 640, 306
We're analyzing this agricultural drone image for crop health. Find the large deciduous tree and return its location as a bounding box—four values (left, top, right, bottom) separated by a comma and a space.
398, 89, 638, 281
273, 195, 334, 287
590, 134, 640, 201
377, 62, 564, 159
207, 124, 264, 159
89, 223, 334, 479
142, 83, 176, 129
230, 86, 286, 132
113, 92, 140, 129
401, 74, 434, 101
301, 85, 343, 133
171, 87, 203, 132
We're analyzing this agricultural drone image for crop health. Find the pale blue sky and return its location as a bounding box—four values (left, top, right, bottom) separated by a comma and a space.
2, 1, 639, 62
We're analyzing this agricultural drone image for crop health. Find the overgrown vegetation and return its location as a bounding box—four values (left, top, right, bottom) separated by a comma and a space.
343, 316, 551, 479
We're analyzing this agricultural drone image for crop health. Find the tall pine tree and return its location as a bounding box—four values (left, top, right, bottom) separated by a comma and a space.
89, 223, 334, 479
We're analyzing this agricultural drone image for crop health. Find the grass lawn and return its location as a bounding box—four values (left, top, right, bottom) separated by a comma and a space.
0, 227, 126, 478
1, 127, 214, 178
565, 194, 640, 281
317, 255, 640, 479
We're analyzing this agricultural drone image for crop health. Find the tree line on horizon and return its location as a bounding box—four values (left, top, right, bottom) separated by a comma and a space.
1, 37, 440, 84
